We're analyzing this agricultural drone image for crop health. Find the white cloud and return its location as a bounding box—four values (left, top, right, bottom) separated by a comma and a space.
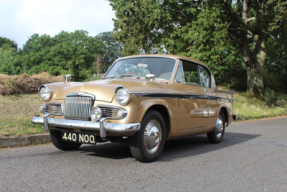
0, 0, 115, 48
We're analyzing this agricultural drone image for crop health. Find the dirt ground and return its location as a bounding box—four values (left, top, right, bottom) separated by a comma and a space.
0, 72, 64, 95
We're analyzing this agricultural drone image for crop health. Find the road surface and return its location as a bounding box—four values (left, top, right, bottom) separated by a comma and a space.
1, 118, 287, 191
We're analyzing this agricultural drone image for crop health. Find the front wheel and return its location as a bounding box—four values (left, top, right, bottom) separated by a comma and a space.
207, 111, 225, 143
50, 129, 82, 150
129, 110, 166, 162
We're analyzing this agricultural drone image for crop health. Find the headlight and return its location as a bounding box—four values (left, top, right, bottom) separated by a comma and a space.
115, 88, 130, 105
39, 87, 52, 101
39, 104, 47, 113
90, 107, 102, 121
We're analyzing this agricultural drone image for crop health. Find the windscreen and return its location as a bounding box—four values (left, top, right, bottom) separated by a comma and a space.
104, 57, 176, 80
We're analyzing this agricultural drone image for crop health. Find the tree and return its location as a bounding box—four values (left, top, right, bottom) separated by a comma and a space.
109, 0, 287, 96
264, 15, 287, 93
0, 37, 20, 75
0, 37, 18, 50
217, 0, 287, 97
18, 34, 55, 74
95, 31, 124, 72
18, 30, 104, 80
0, 47, 21, 75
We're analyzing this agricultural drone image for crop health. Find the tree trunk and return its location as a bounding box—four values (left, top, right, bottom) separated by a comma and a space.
242, 0, 256, 93
252, 34, 267, 98
97, 54, 100, 79
241, 0, 266, 98
246, 65, 255, 92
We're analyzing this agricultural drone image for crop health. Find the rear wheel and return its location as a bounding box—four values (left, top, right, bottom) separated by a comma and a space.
129, 110, 166, 162
207, 110, 225, 143
50, 129, 82, 150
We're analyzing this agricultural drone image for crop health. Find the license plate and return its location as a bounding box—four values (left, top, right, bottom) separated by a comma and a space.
61, 131, 96, 144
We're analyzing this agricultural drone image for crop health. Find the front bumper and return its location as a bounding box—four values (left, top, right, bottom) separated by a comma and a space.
31, 116, 141, 138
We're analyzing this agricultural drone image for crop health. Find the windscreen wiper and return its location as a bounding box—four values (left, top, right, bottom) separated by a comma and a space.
120, 74, 140, 79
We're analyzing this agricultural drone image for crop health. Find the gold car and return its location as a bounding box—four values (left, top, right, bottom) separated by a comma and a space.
32, 54, 236, 162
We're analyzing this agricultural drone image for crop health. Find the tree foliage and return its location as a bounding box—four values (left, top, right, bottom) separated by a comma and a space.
0, 47, 21, 75
109, 0, 287, 95
95, 31, 124, 72
17, 30, 104, 80
0, 37, 18, 50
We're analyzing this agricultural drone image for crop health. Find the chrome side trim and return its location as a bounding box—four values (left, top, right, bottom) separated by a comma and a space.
133, 92, 233, 103
31, 116, 141, 133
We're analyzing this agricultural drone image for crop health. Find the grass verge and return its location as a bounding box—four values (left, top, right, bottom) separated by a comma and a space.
0, 94, 44, 137
234, 92, 287, 121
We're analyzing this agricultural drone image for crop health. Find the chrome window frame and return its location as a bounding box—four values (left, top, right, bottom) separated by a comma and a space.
174, 59, 212, 88
102, 56, 177, 81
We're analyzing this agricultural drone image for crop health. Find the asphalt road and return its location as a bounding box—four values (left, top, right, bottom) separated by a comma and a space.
1, 118, 287, 192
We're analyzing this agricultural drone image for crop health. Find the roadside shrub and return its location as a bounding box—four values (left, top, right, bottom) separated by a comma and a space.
264, 88, 286, 107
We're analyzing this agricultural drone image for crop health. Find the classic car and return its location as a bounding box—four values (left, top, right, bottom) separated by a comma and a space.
32, 54, 236, 162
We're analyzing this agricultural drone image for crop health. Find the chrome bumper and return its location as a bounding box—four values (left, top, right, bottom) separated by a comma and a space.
31, 116, 141, 138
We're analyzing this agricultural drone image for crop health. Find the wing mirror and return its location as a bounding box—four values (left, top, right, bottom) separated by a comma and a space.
65, 74, 71, 82
145, 74, 155, 82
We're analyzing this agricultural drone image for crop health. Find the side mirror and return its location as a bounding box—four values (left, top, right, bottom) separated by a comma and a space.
145, 74, 155, 82
65, 74, 71, 82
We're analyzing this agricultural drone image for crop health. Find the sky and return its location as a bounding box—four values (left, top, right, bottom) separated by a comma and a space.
0, 0, 116, 49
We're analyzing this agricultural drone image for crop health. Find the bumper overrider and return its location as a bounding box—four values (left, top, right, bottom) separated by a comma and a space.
31, 115, 141, 138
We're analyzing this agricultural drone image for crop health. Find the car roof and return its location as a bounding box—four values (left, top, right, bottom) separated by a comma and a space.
115, 54, 209, 68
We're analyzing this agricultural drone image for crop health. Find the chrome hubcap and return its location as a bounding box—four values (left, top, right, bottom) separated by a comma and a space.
144, 120, 162, 154
215, 116, 224, 138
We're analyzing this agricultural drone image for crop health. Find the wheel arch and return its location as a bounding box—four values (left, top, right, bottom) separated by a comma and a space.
144, 105, 170, 139
220, 107, 228, 125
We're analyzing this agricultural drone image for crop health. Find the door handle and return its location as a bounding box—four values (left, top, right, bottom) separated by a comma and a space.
203, 88, 208, 92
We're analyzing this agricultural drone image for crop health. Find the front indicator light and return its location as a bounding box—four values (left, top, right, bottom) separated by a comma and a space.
90, 107, 102, 121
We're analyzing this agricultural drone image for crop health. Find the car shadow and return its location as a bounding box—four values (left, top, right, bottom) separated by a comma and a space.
79, 132, 261, 161
80, 142, 133, 160
159, 132, 261, 162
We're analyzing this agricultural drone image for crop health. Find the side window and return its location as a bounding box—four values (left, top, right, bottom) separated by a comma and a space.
182, 60, 200, 85
175, 62, 184, 83
199, 66, 210, 88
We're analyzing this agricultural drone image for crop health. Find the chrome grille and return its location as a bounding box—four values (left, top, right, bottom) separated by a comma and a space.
42, 103, 63, 116
64, 96, 94, 120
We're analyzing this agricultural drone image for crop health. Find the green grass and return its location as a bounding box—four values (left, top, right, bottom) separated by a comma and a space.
0, 90, 287, 136
234, 92, 287, 120
0, 94, 44, 137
